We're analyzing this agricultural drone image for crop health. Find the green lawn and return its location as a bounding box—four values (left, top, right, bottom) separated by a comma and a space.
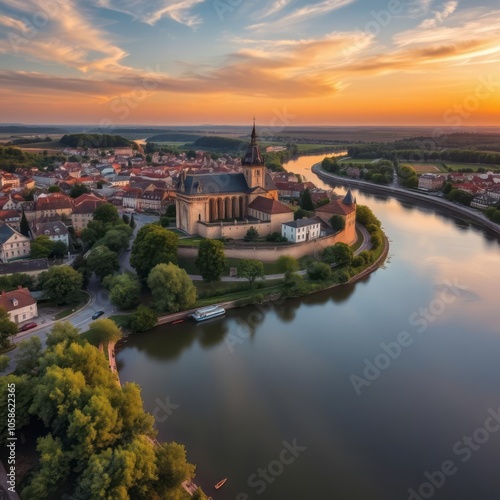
177, 236, 205, 247
339, 158, 380, 165
166, 228, 184, 235
442, 162, 500, 171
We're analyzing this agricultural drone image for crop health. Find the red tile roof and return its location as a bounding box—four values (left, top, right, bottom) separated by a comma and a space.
247, 196, 293, 214
315, 200, 355, 216
0, 287, 36, 312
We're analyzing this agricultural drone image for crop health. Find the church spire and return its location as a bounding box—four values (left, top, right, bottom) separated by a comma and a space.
242, 120, 263, 166
250, 117, 257, 146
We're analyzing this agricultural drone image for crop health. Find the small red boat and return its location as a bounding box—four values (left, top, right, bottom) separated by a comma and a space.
215, 478, 227, 489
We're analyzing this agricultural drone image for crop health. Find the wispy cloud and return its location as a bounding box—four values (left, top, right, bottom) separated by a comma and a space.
255, 0, 294, 19
96, 0, 204, 27
248, 0, 355, 31
418, 0, 458, 28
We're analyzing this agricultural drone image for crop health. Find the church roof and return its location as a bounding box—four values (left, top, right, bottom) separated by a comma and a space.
180, 173, 249, 195
242, 123, 264, 166
342, 188, 356, 205
248, 196, 293, 214
315, 200, 355, 216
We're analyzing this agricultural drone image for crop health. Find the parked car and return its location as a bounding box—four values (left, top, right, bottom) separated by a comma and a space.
19, 322, 37, 331
92, 311, 104, 320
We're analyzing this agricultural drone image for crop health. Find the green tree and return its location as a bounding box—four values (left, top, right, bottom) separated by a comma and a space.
276, 255, 300, 273
122, 213, 130, 225
0, 307, 17, 349
294, 207, 313, 220
108, 273, 141, 310
148, 263, 196, 313
131, 225, 178, 281
152, 442, 196, 493
51, 240, 68, 258
129, 306, 157, 332
15, 336, 42, 375
166, 204, 176, 217
94, 203, 120, 225
86, 245, 120, 281
323, 242, 353, 266
30, 235, 55, 258
238, 259, 264, 286
100, 229, 130, 253
89, 318, 122, 344
46, 321, 80, 348
130, 214, 136, 228
307, 262, 331, 281
48, 185, 61, 193
405, 175, 418, 189
299, 188, 314, 210
329, 214, 346, 232
443, 182, 453, 195
70, 183, 90, 198
0, 354, 9, 372
81, 219, 107, 247
356, 205, 381, 228
20, 209, 30, 237
196, 239, 226, 282
244, 226, 259, 242
39, 265, 83, 305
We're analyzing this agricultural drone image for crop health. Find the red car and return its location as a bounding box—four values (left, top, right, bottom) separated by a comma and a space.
19, 322, 37, 331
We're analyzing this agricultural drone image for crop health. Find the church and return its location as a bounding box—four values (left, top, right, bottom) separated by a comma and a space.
176, 124, 295, 238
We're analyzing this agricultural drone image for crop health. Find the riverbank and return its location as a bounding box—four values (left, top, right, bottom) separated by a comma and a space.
312, 163, 500, 238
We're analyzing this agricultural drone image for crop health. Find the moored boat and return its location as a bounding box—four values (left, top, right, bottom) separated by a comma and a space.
215, 478, 227, 489
190, 305, 225, 322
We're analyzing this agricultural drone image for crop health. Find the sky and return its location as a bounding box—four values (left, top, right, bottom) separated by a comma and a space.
0, 0, 499, 126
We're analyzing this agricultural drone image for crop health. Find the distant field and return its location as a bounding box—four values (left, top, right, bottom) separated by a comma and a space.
401, 162, 444, 173
339, 158, 380, 165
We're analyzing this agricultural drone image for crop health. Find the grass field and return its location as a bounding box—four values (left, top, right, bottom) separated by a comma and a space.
443, 162, 500, 171
339, 158, 382, 165
401, 162, 445, 173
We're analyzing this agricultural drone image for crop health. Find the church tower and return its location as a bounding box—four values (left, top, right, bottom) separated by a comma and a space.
242, 121, 265, 189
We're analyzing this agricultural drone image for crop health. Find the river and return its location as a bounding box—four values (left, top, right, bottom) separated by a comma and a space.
117, 154, 500, 500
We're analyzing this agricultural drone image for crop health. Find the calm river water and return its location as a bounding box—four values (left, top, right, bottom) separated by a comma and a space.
117, 155, 500, 500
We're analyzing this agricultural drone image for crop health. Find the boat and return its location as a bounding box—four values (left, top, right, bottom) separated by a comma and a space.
215, 478, 227, 489
189, 305, 226, 322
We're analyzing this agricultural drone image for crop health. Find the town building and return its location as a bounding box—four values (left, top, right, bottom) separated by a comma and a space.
0, 224, 31, 262
281, 217, 322, 243
0, 287, 38, 324
176, 123, 293, 238
418, 174, 445, 191
0, 258, 49, 279
31, 220, 69, 247
71, 193, 107, 234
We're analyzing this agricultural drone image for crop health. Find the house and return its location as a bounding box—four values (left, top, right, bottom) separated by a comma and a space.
31, 220, 69, 247
0, 287, 38, 324
247, 196, 294, 233
0, 210, 21, 230
470, 192, 499, 210
0, 224, 31, 262
281, 217, 322, 243
0, 171, 20, 189
274, 181, 316, 199
35, 193, 73, 219
418, 174, 445, 191
71, 193, 107, 234
137, 186, 171, 214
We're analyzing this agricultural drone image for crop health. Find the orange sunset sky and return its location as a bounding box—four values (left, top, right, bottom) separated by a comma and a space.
0, 0, 499, 125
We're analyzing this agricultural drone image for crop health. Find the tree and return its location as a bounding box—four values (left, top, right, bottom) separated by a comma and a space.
329, 215, 345, 232
70, 183, 90, 198
89, 318, 122, 344
20, 209, 30, 237
39, 265, 83, 305
405, 175, 418, 189
152, 442, 196, 494
46, 321, 80, 348
307, 262, 331, 281
30, 235, 55, 259
0, 307, 17, 349
238, 259, 264, 286
166, 204, 176, 217
81, 220, 107, 247
148, 263, 196, 313
86, 245, 120, 281
51, 240, 68, 258
196, 239, 226, 282
108, 273, 141, 310
48, 185, 61, 193
99, 229, 130, 253
300, 188, 314, 210
94, 203, 120, 225
129, 306, 157, 332
122, 213, 130, 225
0, 355, 9, 372
129, 214, 136, 228
294, 207, 313, 220
356, 205, 381, 228
443, 182, 453, 195
15, 336, 42, 375
276, 256, 300, 273
323, 242, 353, 266
131, 225, 178, 281
244, 226, 259, 242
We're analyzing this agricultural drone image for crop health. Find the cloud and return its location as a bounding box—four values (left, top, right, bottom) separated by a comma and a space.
255, 0, 294, 19
95, 0, 204, 27
418, 0, 458, 29
247, 0, 355, 31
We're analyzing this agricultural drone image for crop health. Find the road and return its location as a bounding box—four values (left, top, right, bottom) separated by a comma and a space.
3, 213, 158, 375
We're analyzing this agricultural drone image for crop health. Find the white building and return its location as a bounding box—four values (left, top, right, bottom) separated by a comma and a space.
0, 224, 30, 262
281, 217, 321, 243
0, 287, 38, 324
